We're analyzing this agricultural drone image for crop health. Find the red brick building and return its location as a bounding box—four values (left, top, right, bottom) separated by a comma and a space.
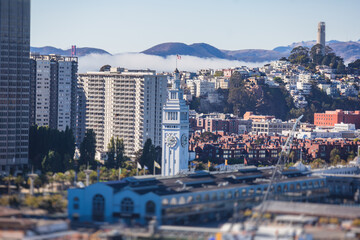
314, 109, 360, 128
243, 111, 275, 121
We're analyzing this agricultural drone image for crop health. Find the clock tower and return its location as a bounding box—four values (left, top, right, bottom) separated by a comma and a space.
161, 69, 189, 176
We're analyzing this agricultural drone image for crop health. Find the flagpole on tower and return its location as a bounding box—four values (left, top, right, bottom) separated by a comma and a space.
176, 55, 181, 69
136, 162, 138, 176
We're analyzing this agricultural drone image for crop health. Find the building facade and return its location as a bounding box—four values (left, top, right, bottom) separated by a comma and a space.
0, 0, 31, 173
29, 54, 78, 131
161, 69, 189, 176
251, 119, 296, 135
78, 68, 167, 157
314, 109, 360, 129
68, 168, 328, 225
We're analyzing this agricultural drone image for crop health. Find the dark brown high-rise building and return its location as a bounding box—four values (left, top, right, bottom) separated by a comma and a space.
0, 0, 30, 174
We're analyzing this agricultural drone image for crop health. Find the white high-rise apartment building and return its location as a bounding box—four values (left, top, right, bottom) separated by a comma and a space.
30, 54, 78, 132
77, 68, 168, 157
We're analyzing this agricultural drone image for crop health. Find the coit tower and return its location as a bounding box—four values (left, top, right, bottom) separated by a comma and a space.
317, 22, 325, 55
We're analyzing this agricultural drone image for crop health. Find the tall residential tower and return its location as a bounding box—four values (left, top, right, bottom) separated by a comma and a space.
0, 0, 31, 174
78, 68, 168, 157
317, 22, 326, 55
30, 54, 78, 132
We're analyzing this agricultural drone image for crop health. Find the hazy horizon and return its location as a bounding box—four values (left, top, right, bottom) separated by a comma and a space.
31, 0, 360, 54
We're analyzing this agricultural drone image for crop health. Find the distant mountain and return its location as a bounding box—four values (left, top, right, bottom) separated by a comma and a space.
141, 42, 232, 59
30, 46, 111, 57
142, 41, 360, 63
223, 49, 287, 62
33, 40, 360, 64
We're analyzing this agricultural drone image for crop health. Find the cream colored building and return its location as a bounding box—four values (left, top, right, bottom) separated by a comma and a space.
78, 68, 168, 157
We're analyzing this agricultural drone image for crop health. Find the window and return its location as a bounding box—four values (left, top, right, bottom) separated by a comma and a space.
73, 197, 79, 210
167, 112, 178, 120
121, 197, 134, 213
92, 194, 105, 221
204, 194, 209, 201
227, 191, 232, 199
146, 201, 156, 215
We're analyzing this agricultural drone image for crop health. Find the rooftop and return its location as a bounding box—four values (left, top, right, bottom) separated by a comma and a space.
98, 167, 319, 196
254, 201, 360, 219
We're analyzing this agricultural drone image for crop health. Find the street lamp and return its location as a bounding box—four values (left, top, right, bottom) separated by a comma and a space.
73, 147, 80, 186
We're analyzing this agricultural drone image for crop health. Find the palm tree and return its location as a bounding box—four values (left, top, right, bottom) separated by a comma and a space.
46, 172, 54, 193
54, 173, 66, 192
14, 175, 24, 193
3, 175, 13, 195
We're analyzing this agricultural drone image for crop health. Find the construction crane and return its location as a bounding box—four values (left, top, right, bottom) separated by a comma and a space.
250, 115, 303, 231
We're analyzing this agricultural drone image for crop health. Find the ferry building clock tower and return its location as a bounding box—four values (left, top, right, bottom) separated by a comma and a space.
161, 69, 189, 176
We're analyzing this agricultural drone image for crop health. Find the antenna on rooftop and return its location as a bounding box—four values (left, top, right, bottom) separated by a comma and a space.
71, 45, 76, 56
176, 54, 181, 69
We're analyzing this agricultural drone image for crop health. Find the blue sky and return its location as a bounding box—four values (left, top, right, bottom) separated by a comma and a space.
31, 0, 360, 54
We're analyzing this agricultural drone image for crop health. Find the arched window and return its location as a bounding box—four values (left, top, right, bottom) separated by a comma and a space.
219, 192, 225, 200
92, 194, 105, 221
277, 185, 282, 193
121, 197, 134, 213
212, 193, 217, 201
146, 201, 156, 215
179, 196, 186, 204
227, 191, 232, 199
283, 184, 288, 192
290, 184, 294, 191
170, 197, 177, 205
234, 190, 240, 198
241, 189, 247, 197
249, 188, 254, 196
196, 195, 201, 202
302, 182, 307, 189
296, 183, 301, 190
204, 194, 210, 201
162, 199, 169, 206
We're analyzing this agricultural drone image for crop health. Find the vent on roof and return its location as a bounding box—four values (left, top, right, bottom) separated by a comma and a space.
227, 175, 236, 179
218, 181, 229, 187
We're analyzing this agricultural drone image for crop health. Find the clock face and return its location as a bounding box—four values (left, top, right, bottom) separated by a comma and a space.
166, 134, 177, 148
181, 134, 188, 147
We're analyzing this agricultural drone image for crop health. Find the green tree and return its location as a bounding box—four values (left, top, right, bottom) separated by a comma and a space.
310, 44, 324, 65
79, 129, 97, 169
227, 72, 257, 116
336, 61, 346, 74
42, 150, 62, 173
329, 148, 340, 164
310, 158, 326, 169
29, 125, 75, 173
288, 46, 310, 65
138, 139, 160, 174
348, 59, 360, 74
106, 137, 126, 168
14, 175, 24, 192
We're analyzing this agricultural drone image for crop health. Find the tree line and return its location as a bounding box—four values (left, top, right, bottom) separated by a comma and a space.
29, 125, 75, 173
29, 126, 161, 175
